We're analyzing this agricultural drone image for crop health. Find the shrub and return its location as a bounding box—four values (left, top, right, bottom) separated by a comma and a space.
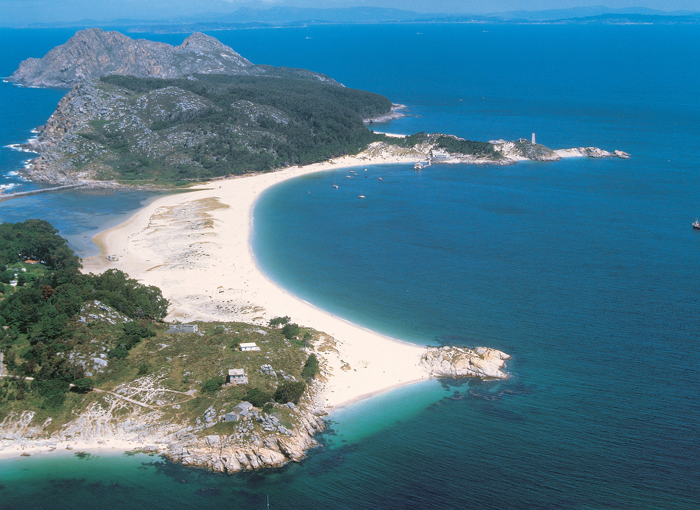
202, 376, 225, 393
301, 354, 320, 380
71, 377, 94, 393
37, 379, 69, 409
137, 363, 150, 376
246, 387, 273, 408
0, 270, 14, 284
268, 316, 290, 328
281, 323, 301, 340
108, 346, 129, 360
274, 381, 306, 404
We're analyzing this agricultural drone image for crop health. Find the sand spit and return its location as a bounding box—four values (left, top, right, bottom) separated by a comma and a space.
82, 154, 430, 411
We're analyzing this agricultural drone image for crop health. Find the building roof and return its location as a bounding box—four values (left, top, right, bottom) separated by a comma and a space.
233, 401, 254, 412
228, 368, 245, 376
239, 342, 257, 348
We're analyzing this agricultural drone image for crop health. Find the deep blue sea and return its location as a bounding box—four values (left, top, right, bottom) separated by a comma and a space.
1, 24, 699, 509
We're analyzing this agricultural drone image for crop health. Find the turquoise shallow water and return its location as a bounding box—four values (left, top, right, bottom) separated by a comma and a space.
1, 24, 700, 509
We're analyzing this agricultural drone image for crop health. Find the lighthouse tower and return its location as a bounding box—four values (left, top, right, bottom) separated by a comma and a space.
532, 133, 536, 145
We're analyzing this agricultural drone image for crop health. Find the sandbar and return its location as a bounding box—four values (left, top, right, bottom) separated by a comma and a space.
82, 153, 429, 411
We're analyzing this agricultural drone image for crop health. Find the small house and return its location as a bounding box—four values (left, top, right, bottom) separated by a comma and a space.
430, 149, 450, 160
167, 324, 198, 334
239, 342, 261, 352
225, 401, 254, 422
226, 368, 248, 386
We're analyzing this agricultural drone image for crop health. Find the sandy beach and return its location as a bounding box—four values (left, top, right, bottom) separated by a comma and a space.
82, 152, 429, 411
0, 437, 159, 460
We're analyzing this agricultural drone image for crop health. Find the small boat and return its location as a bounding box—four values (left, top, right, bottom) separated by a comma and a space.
693, 219, 700, 229
358, 195, 366, 199
333, 184, 338, 189
346, 175, 352, 179
364, 168, 368, 172
378, 177, 383, 181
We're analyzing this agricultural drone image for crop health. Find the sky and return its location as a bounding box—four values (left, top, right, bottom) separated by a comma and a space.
2, 0, 699, 26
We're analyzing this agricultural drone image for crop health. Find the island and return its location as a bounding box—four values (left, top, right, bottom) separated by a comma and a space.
6, 29, 628, 189
0, 220, 510, 472
2, 28, 625, 472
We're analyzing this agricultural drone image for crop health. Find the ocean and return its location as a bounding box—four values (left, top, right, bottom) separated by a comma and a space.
1, 23, 699, 509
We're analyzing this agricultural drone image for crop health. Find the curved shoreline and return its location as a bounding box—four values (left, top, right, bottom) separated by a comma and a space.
82, 153, 429, 412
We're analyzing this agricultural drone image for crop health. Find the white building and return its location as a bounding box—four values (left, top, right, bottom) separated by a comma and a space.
239, 342, 261, 352
227, 368, 248, 385
430, 149, 450, 160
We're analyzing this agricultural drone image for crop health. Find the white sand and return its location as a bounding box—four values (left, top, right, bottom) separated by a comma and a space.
373, 131, 407, 138
82, 153, 430, 411
0, 438, 158, 460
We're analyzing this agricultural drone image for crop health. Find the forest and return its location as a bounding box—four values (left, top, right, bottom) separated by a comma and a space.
0, 220, 168, 405
95, 74, 394, 181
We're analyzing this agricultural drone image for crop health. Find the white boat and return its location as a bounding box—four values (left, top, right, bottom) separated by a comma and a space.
333, 184, 338, 189
358, 194, 366, 199
693, 219, 700, 229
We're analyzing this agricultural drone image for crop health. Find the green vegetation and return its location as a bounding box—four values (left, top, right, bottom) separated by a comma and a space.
281, 322, 301, 340
87, 74, 393, 182
0, 222, 319, 433
301, 354, 320, 381
434, 135, 500, 158
274, 381, 307, 404
268, 316, 290, 328
202, 376, 225, 393
0, 220, 168, 407
246, 387, 273, 407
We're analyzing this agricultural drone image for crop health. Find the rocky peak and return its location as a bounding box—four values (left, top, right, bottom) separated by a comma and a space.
8, 28, 255, 88
179, 32, 230, 52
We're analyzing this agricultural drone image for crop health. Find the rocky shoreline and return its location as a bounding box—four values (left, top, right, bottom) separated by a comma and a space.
0, 346, 510, 472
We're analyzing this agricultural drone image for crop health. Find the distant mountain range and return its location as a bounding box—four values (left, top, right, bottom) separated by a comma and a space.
18, 6, 700, 31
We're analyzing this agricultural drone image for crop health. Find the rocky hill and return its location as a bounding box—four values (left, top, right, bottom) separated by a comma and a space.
8, 28, 338, 88
21, 74, 392, 184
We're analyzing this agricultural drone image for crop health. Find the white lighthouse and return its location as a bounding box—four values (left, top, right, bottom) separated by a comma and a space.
532, 133, 536, 145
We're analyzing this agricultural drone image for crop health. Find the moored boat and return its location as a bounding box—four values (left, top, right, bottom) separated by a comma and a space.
693, 219, 700, 229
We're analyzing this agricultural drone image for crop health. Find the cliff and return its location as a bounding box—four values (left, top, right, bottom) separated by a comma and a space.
8, 28, 338, 88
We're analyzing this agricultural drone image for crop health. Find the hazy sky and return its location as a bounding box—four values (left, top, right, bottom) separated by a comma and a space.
3, 0, 699, 25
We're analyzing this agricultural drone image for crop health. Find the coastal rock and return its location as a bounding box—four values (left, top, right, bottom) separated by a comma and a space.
9, 28, 338, 89
0, 380, 326, 475
492, 138, 561, 162
554, 147, 631, 159
420, 346, 511, 380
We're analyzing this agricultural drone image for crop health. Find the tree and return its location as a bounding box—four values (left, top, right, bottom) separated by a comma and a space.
71, 378, 94, 393
268, 316, 290, 328
274, 381, 306, 404
202, 376, 225, 393
281, 323, 301, 340
301, 354, 320, 380
246, 387, 273, 407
